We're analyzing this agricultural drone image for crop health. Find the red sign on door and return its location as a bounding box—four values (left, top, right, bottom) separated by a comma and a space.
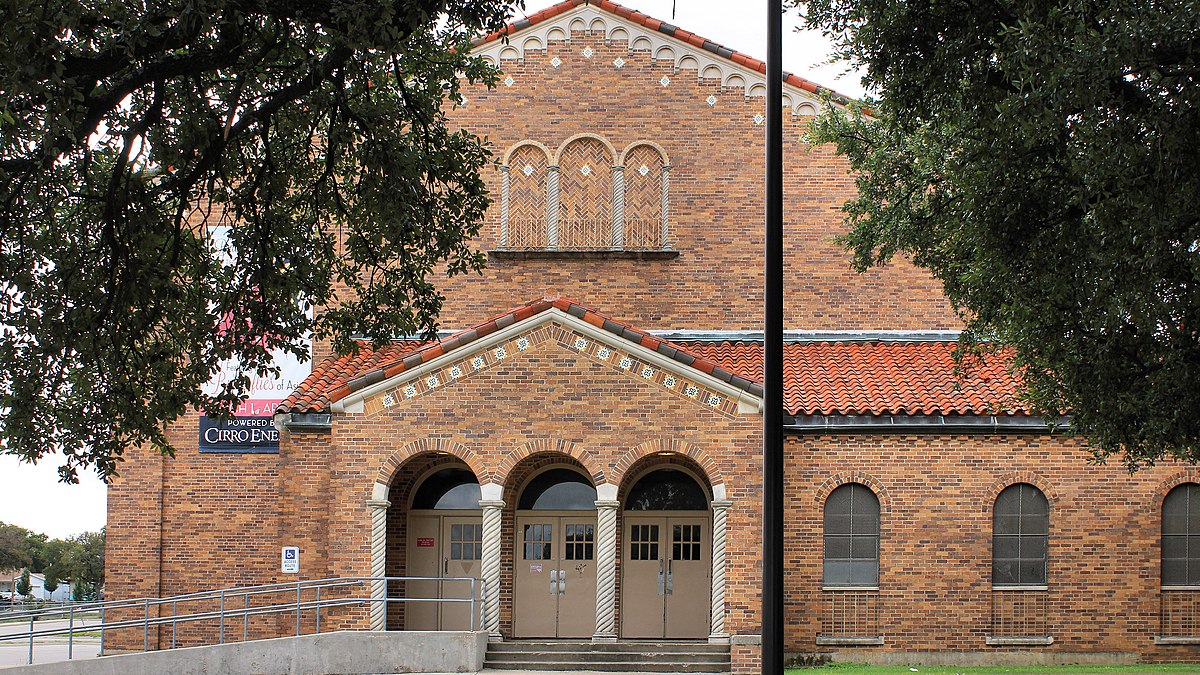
416, 538, 435, 547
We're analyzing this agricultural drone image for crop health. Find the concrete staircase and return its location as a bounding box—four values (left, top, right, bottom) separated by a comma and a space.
483, 640, 731, 673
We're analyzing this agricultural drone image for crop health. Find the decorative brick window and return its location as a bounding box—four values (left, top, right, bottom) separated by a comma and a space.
987, 483, 1052, 645
818, 483, 883, 645
1157, 483, 1200, 643
493, 135, 677, 259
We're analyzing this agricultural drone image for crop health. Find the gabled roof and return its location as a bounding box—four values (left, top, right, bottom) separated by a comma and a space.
281, 299, 1027, 417
472, 0, 855, 111
281, 297, 762, 415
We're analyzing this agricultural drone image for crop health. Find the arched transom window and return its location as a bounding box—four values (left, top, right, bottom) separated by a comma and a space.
823, 483, 880, 587
992, 483, 1049, 586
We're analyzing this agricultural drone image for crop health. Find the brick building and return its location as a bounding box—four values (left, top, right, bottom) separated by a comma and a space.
105, 0, 1200, 670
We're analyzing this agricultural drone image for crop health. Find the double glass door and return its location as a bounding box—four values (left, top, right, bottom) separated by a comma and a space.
406, 513, 483, 630
513, 514, 597, 637
621, 514, 710, 638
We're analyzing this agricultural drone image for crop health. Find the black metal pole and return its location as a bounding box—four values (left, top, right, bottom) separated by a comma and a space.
763, 0, 785, 673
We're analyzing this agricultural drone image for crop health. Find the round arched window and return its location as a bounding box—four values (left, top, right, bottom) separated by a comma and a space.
625, 469, 708, 511
411, 468, 481, 510
518, 468, 596, 510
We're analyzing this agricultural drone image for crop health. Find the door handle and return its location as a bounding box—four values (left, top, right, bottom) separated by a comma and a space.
558, 569, 567, 595
657, 558, 665, 596
549, 569, 558, 594
443, 558, 448, 575
665, 558, 673, 595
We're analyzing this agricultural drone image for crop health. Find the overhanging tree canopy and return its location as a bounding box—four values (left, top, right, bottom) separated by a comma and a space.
800, 0, 1200, 469
0, 0, 519, 481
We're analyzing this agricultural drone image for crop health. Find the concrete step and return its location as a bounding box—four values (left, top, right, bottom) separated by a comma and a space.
489, 640, 729, 653
482, 660, 729, 672
483, 640, 730, 673
486, 650, 730, 663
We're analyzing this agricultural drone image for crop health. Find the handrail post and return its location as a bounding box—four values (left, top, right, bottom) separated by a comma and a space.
27, 612, 34, 664
219, 590, 226, 644
470, 578, 477, 632
316, 585, 322, 634
295, 580, 302, 636
172, 599, 178, 649
99, 604, 106, 656
68, 604, 74, 660
244, 592, 249, 642
143, 598, 150, 652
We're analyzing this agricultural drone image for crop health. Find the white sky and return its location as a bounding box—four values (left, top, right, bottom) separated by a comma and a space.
0, 0, 862, 543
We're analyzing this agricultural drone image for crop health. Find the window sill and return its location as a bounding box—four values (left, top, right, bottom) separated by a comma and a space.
822, 586, 880, 592
816, 636, 884, 646
991, 585, 1048, 592
986, 636, 1054, 646
488, 249, 680, 261
1155, 636, 1200, 645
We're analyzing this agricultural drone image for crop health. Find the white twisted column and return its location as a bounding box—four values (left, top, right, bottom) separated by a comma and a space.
593, 499, 620, 642
709, 499, 733, 642
611, 165, 625, 249
479, 499, 505, 641
546, 165, 560, 249
366, 498, 391, 631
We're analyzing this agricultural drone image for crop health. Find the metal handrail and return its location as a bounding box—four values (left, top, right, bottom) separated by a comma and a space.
0, 575, 485, 666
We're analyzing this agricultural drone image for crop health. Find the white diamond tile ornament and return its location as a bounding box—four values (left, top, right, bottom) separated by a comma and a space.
753, 113, 765, 125
580, 165, 593, 176
640, 365, 655, 378
582, 47, 594, 58
517, 337, 530, 351
659, 76, 670, 87
493, 346, 507, 359
684, 384, 699, 398
613, 57, 625, 69
426, 375, 440, 389
503, 75, 515, 87
523, 164, 535, 176
596, 347, 612, 359
404, 384, 418, 399
381, 393, 396, 408
619, 357, 633, 370
573, 337, 589, 350
707, 394, 722, 407
450, 365, 463, 379
663, 375, 677, 388
706, 95, 717, 107
550, 56, 562, 68
637, 165, 650, 176
472, 355, 485, 370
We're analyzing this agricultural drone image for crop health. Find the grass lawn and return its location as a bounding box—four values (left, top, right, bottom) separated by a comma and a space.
787, 665, 1200, 674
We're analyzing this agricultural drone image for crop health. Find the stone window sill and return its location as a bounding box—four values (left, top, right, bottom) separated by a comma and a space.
488, 249, 680, 261
816, 636, 885, 646
1155, 636, 1200, 645
986, 636, 1054, 646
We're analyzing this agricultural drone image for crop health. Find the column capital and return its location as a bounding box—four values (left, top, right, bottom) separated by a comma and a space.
365, 499, 391, 510
711, 499, 733, 511
479, 500, 505, 509
595, 500, 621, 510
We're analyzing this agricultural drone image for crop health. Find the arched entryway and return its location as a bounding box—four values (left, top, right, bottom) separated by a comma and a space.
620, 467, 712, 638
513, 466, 598, 638
386, 458, 482, 630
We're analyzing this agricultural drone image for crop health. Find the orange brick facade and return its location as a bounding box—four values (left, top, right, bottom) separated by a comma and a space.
104, 2, 1200, 671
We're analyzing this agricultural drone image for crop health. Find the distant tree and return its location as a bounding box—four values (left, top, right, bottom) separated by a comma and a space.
15, 568, 30, 599
42, 573, 58, 600
63, 530, 104, 600
0, 523, 31, 571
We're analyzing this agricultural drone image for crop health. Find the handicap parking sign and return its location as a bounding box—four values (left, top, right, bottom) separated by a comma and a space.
281, 546, 300, 573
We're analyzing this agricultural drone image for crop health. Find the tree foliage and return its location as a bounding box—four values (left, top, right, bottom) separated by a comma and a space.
15, 568, 30, 599
800, 0, 1200, 469
0, 0, 520, 481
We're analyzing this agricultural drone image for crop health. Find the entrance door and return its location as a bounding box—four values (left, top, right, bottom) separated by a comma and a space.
622, 514, 710, 638
407, 514, 483, 630
513, 514, 597, 637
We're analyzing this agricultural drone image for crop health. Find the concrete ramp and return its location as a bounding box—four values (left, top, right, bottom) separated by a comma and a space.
1, 630, 488, 675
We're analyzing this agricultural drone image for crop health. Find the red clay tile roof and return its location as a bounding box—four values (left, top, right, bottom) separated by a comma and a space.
281, 300, 1026, 417
279, 297, 759, 414
475, 0, 855, 105
681, 341, 1025, 416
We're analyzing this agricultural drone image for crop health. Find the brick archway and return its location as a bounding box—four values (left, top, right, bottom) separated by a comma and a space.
611, 438, 724, 489
493, 438, 604, 488
814, 472, 893, 513
375, 438, 485, 492
982, 472, 1061, 512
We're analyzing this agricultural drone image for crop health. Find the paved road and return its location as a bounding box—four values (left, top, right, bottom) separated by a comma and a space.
0, 618, 103, 668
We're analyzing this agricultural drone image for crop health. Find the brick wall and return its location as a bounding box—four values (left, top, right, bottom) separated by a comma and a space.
784, 433, 1200, 663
